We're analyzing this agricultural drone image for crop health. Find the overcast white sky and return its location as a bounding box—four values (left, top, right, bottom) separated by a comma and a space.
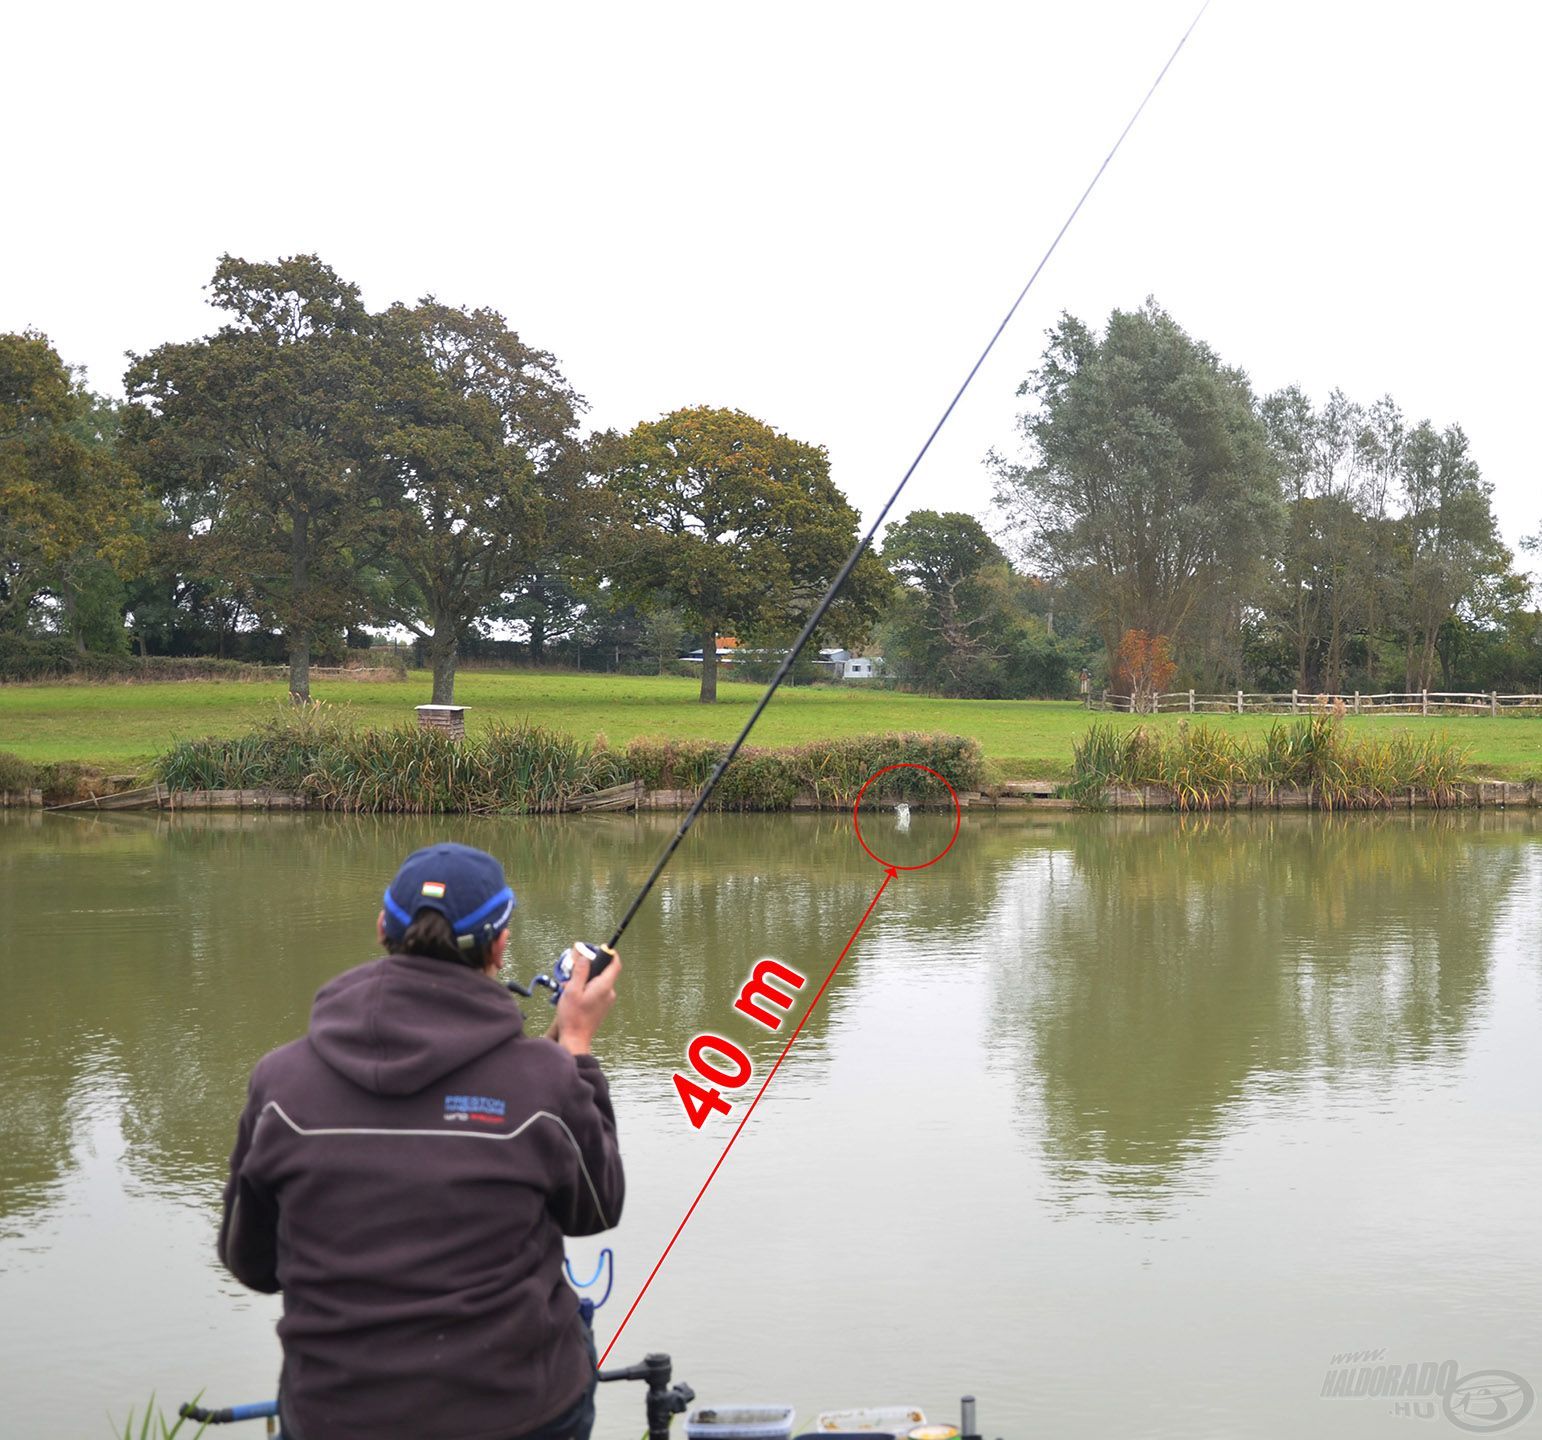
5, 1, 1537, 561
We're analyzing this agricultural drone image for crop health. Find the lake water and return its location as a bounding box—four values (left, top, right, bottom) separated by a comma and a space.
1, 808, 1538, 1439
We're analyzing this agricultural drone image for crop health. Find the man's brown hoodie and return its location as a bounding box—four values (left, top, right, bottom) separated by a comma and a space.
219, 952, 624, 1440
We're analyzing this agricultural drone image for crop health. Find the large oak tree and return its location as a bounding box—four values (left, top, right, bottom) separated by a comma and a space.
124, 255, 378, 699
600, 405, 889, 702
370, 300, 586, 703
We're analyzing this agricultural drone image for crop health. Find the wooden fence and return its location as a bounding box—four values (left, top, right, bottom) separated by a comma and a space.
1090, 690, 1542, 717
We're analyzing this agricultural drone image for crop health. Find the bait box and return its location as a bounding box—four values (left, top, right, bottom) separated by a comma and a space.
686, 1404, 797, 1440
812, 1407, 927, 1436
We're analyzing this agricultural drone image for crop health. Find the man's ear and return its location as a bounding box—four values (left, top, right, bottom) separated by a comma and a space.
488, 929, 510, 969
377, 909, 388, 945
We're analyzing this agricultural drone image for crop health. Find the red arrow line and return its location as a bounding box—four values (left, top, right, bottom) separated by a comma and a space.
597, 866, 898, 1367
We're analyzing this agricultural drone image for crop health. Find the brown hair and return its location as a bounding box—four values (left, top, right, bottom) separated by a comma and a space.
390, 909, 486, 969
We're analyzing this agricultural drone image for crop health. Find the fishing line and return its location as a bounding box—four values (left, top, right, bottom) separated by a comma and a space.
602, 0, 1211, 953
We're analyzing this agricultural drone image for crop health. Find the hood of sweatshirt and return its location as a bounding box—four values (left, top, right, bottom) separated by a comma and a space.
308, 953, 525, 1096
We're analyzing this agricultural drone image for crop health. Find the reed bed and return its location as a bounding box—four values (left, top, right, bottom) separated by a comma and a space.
623, 731, 983, 809
158, 704, 617, 814
0, 750, 39, 793
156, 706, 984, 813
1066, 716, 1471, 810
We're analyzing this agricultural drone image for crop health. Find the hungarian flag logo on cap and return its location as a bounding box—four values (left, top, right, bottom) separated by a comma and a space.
420, 880, 447, 899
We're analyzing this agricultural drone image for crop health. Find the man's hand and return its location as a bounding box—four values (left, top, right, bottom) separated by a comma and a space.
547, 944, 621, 1057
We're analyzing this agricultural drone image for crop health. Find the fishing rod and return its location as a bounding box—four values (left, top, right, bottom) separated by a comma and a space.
515, 0, 1211, 1001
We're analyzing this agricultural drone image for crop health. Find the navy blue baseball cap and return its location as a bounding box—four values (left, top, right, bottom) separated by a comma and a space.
382, 843, 516, 952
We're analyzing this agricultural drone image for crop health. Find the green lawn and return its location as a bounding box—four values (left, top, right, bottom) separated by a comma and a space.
2, 670, 1540, 780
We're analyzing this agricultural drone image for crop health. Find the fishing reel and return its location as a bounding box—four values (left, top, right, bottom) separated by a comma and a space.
506, 941, 616, 1005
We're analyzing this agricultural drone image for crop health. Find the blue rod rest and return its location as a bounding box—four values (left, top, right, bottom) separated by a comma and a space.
563, 1246, 614, 1310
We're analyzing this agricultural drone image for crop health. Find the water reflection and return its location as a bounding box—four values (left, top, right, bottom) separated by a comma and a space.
4, 808, 1533, 1232
985, 812, 1529, 1204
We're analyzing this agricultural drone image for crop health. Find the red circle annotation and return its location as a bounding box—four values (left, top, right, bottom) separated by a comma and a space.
851, 763, 961, 871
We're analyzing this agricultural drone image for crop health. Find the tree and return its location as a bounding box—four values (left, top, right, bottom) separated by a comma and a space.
124, 255, 378, 699
0, 331, 147, 638
991, 300, 1279, 667
640, 604, 686, 674
122, 570, 266, 659
1351, 395, 1408, 687
881, 510, 1010, 694
883, 510, 1005, 594
877, 510, 1078, 697
1114, 628, 1176, 710
601, 406, 889, 702
497, 570, 587, 664
1261, 386, 1387, 692
370, 300, 585, 703
1395, 422, 1509, 690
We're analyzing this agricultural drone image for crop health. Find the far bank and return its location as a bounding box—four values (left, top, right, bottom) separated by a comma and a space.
2, 708, 1537, 815
3, 671, 1542, 783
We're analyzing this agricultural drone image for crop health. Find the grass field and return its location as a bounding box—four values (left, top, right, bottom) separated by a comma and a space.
2, 670, 1541, 779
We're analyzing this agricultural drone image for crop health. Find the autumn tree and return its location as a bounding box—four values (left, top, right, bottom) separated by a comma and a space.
1114, 628, 1176, 709
0, 331, 147, 640
124, 255, 378, 699
600, 406, 890, 702
369, 300, 586, 703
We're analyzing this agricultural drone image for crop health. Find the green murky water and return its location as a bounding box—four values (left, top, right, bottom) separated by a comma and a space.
1, 809, 1538, 1439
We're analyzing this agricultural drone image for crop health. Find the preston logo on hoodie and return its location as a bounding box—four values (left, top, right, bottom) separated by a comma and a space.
442, 1094, 507, 1124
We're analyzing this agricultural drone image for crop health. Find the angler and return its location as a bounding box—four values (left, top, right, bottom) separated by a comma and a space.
218, 842, 624, 1440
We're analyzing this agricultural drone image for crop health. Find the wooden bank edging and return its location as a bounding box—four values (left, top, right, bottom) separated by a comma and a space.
1089, 779, 1539, 810
9, 777, 1540, 814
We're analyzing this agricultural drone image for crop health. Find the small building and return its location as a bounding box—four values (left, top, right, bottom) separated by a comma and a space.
681, 637, 742, 665
679, 642, 882, 680
811, 649, 883, 680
